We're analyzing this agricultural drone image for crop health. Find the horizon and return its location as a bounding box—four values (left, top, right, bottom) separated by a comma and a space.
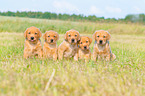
0, 0, 145, 19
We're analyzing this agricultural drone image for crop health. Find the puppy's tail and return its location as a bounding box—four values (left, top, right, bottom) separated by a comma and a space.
111, 53, 116, 61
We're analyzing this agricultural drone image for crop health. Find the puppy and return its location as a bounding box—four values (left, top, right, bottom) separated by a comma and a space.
43, 30, 59, 60
58, 29, 80, 61
92, 30, 116, 61
24, 26, 43, 59
78, 36, 92, 62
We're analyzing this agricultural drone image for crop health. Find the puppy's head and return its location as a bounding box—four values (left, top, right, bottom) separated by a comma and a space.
24, 26, 42, 43
43, 30, 59, 44
64, 29, 80, 44
93, 30, 111, 45
79, 36, 92, 50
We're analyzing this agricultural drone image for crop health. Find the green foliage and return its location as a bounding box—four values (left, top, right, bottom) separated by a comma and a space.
0, 11, 119, 22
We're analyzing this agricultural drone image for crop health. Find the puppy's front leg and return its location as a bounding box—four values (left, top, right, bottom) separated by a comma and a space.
92, 50, 97, 61
74, 51, 78, 61
38, 49, 43, 58
53, 49, 57, 61
105, 54, 111, 61
24, 49, 29, 59
85, 54, 90, 62
58, 48, 64, 60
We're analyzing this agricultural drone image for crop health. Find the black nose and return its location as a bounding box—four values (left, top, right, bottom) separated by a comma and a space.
100, 40, 102, 44
84, 46, 87, 49
72, 39, 75, 43
51, 39, 53, 42
31, 37, 34, 40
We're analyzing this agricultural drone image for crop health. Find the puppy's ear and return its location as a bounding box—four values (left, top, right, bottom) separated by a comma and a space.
93, 31, 97, 40
24, 28, 28, 38
106, 31, 111, 40
43, 32, 46, 40
56, 32, 59, 41
38, 29, 42, 38
64, 32, 68, 41
77, 33, 81, 41
88, 37, 92, 44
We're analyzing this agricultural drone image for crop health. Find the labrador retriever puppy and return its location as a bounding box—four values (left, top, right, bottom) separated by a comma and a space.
78, 36, 92, 62
92, 30, 116, 61
43, 30, 59, 60
23, 26, 43, 59
58, 29, 80, 61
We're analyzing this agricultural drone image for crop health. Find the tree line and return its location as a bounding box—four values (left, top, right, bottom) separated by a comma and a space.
0, 11, 144, 23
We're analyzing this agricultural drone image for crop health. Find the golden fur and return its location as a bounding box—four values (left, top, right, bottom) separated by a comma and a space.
23, 26, 43, 59
58, 29, 80, 61
78, 36, 92, 62
92, 30, 116, 61
43, 30, 59, 60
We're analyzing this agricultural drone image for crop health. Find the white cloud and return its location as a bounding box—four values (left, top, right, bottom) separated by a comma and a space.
53, 1, 79, 14
106, 7, 122, 13
89, 6, 104, 14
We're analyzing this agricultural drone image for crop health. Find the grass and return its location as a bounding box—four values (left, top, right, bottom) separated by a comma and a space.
0, 16, 145, 96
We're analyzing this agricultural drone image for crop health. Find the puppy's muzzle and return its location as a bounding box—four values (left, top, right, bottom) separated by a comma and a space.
31, 37, 34, 40
99, 40, 103, 44
71, 39, 75, 43
84, 46, 87, 49
51, 39, 54, 43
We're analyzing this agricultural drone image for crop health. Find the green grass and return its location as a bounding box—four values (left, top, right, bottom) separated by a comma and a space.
0, 16, 145, 35
0, 16, 145, 96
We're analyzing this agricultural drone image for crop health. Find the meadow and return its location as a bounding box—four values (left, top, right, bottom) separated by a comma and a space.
0, 16, 145, 96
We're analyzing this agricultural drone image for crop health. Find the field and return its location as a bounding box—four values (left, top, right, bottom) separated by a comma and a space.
0, 16, 145, 96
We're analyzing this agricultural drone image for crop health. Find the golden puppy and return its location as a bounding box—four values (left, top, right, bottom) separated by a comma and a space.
43, 30, 59, 60
92, 30, 116, 61
78, 36, 92, 62
58, 29, 80, 61
24, 26, 43, 59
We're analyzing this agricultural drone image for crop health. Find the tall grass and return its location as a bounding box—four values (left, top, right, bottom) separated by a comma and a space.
0, 16, 145, 35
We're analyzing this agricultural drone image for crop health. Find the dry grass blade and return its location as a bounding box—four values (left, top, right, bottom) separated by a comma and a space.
44, 69, 55, 92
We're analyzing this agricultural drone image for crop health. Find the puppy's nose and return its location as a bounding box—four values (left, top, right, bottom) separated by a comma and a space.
99, 40, 102, 44
72, 39, 75, 43
51, 39, 53, 42
31, 37, 34, 40
84, 46, 87, 49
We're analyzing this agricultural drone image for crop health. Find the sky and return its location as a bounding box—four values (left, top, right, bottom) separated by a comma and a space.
0, 0, 145, 19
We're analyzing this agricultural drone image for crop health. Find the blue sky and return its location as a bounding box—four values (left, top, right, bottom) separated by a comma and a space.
0, 0, 145, 19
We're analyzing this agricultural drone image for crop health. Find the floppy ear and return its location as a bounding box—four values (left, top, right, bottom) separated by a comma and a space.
24, 28, 28, 38
106, 31, 111, 40
93, 31, 97, 40
64, 32, 68, 41
43, 32, 46, 40
38, 29, 42, 38
56, 32, 59, 41
88, 37, 92, 44
77, 32, 80, 41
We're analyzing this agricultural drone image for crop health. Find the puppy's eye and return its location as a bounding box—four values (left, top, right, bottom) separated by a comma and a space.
97, 36, 99, 37
35, 33, 37, 35
69, 35, 71, 37
86, 41, 88, 43
81, 42, 82, 44
75, 35, 77, 37
54, 36, 56, 37
48, 36, 50, 37
28, 32, 31, 34
103, 36, 105, 38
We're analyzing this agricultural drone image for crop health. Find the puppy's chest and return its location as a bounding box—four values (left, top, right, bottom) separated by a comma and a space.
44, 47, 56, 54
29, 44, 41, 54
64, 45, 77, 57
79, 49, 90, 59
